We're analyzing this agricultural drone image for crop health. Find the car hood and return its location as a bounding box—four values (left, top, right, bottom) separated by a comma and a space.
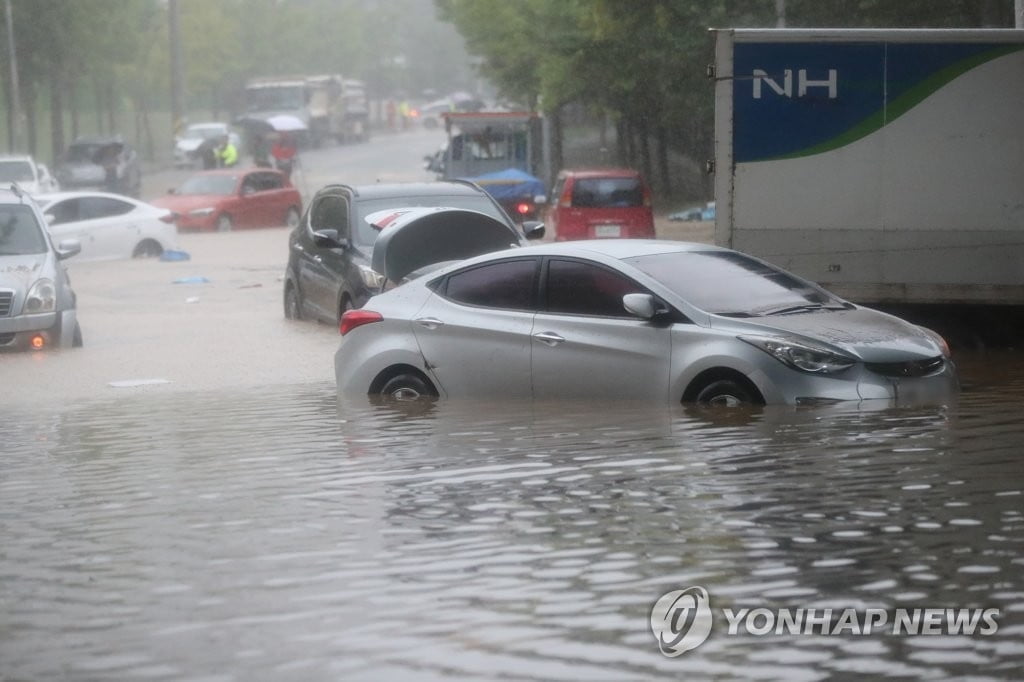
736, 307, 942, 362
0, 253, 49, 290
369, 207, 522, 283
151, 194, 227, 213
176, 138, 204, 152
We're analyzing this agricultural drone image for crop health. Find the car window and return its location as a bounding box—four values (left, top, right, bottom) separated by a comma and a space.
0, 205, 48, 255
79, 197, 134, 220
571, 177, 644, 208
45, 199, 80, 225
0, 160, 35, 183
442, 258, 537, 310
545, 259, 647, 317
310, 194, 349, 237
353, 194, 509, 246
251, 172, 283, 191
624, 251, 839, 316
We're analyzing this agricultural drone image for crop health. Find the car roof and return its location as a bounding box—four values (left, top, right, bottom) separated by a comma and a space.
0, 186, 36, 204
33, 191, 144, 203
502, 239, 730, 260
349, 181, 488, 200
0, 154, 34, 162
558, 167, 645, 180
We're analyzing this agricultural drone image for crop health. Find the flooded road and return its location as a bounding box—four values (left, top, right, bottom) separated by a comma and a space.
2, 363, 1023, 680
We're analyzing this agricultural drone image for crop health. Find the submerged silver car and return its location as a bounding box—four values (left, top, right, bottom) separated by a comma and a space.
334, 208, 957, 406
0, 187, 82, 351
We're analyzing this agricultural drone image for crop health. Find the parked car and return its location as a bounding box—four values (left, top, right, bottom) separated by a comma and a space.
151, 168, 302, 232
174, 122, 241, 168
0, 186, 82, 351
0, 155, 59, 195
546, 168, 655, 241
283, 180, 543, 325
55, 136, 142, 198
34, 192, 178, 261
334, 209, 958, 407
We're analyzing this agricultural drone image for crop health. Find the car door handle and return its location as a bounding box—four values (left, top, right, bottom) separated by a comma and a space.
533, 331, 565, 346
292, 243, 304, 252
313, 255, 322, 263
415, 317, 444, 330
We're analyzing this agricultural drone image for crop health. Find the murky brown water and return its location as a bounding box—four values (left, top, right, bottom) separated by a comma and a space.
2, 352, 1023, 680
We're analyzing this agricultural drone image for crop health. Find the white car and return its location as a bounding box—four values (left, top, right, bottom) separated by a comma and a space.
174, 122, 241, 168
34, 192, 178, 261
0, 154, 60, 195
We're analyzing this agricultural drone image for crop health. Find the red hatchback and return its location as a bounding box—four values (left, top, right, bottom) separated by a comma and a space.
547, 168, 654, 241
153, 168, 302, 232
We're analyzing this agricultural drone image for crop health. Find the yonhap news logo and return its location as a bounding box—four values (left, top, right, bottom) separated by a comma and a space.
650, 586, 1000, 657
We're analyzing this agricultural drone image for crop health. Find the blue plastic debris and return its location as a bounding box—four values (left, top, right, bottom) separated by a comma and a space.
172, 276, 210, 284
160, 250, 191, 261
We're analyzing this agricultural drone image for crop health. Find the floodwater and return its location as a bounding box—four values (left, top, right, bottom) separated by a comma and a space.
2, 354, 1023, 680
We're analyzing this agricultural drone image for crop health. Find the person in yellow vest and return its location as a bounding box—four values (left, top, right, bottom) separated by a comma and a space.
217, 135, 238, 168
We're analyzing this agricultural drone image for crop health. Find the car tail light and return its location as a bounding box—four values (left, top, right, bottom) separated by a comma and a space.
340, 309, 383, 336
558, 182, 572, 208
515, 201, 532, 215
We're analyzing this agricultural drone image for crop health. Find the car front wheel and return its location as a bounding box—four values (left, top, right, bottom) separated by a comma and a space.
378, 373, 438, 401
694, 379, 757, 407
284, 284, 303, 320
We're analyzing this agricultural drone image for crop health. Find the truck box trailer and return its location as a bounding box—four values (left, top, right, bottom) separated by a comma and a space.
712, 29, 1024, 305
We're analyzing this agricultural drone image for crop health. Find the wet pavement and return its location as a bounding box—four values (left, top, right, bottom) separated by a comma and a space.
2, 130, 1023, 679
2, 360, 1023, 680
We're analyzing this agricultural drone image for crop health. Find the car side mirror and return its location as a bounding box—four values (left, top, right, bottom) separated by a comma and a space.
44, 213, 56, 225
312, 229, 348, 250
241, 186, 256, 196
521, 220, 545, 241
623, 293, 671, 321
56, 239, 81, 260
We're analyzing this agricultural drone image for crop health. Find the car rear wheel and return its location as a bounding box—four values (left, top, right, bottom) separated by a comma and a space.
285, 207, 300, 228
216, 215, 233, 232
132, 239, 163, 258
284, 284, 303, 320
378, 373, 438, 401
694, 379, 757, 407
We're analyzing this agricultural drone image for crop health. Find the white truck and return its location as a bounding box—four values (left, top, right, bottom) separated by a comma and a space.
244, 74, 369, 146
712, 28, 1024, 305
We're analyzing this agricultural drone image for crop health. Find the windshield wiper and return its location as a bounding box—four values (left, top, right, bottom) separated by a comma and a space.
754, 302, 848, 316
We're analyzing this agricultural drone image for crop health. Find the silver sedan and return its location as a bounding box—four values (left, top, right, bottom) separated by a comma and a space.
335, 209, 958, 407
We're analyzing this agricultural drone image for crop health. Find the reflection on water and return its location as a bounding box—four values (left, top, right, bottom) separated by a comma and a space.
2, 354, 1023, 680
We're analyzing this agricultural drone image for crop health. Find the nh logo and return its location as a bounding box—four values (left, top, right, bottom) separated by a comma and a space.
752, 69, 838, 99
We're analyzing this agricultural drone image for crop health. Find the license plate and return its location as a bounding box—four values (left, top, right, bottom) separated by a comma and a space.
594, 224, 621, 238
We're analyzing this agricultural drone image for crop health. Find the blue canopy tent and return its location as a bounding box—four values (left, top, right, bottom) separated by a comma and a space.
460, 168, 545, 202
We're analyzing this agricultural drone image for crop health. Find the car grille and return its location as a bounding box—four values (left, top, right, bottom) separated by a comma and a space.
865, 356, 945, 378
0, 332, 15, 346
0, 290, 13, 317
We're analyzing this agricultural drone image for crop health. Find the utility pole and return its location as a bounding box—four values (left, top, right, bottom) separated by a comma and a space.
775, 0, 786, 28
4, 0, 22, 151
168, 0, 185, 137
1016, 0, 1023, 28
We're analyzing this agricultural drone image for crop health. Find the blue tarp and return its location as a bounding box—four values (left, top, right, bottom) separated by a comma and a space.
460, 168, 545, 201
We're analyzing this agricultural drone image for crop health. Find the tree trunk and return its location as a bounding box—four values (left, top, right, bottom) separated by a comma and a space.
656, 123, 670, 196
2, 69, 12, 150
637, 114, 652, 187
23, 79, 37, 156
69, 77, 79, 140
549, 104, 563, 182
106, 81, 116, 135
49, 65, 65, 168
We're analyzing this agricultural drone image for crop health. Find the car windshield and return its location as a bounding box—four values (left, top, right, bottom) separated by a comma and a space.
0, 160, 34, 183
353, 194, 510, 246
184, 126, 225, 140
625, 250, 844, 316
572, 177, 644, 208
66, 143, 106, 164
0, 205, 48, 255
176, 175, 238, 196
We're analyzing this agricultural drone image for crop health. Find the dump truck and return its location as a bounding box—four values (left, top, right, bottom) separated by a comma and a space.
243, 74, 369, 146
712, 28, 1024, 305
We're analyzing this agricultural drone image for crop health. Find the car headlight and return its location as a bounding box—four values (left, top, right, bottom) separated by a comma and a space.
25, 278, 57, 313
739, 335, 856, 374
917, 326, 951, 358
188, 207, 215, 217
358, 264, 385, 289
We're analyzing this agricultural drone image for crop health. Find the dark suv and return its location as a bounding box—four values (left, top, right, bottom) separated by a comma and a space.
55, 136, 142, 198
283, 180, 543, 324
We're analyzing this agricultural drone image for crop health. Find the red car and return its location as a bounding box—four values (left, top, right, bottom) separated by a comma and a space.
546, 168, 654, 241
152, 168, 302, 232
